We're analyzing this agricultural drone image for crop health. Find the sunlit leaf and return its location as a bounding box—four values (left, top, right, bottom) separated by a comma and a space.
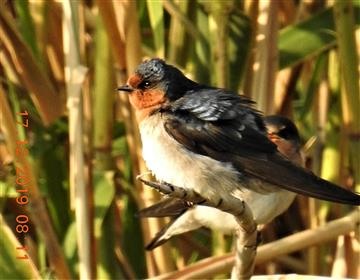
0, 217, 41, 279
94, 172, 115, 238
146, 0, 164, 57
279, 5, 360, 69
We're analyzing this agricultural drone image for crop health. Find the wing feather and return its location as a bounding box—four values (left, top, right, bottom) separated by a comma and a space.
163, 90, 360, 205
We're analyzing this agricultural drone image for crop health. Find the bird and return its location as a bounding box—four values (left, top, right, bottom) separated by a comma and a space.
138, 115, 304, 249
118, 58, 360, 243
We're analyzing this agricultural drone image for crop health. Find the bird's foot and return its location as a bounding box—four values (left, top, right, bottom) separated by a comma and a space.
137, 174, 205, 204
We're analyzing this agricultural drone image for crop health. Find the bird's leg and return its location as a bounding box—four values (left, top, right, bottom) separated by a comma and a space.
137, 173, 258, 279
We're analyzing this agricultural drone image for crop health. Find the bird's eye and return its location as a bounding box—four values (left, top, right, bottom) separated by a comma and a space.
277, 128, 290, 140
140, 81, 151, 89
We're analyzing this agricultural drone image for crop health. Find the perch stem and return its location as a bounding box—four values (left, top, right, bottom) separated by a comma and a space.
137, 174, 258, 279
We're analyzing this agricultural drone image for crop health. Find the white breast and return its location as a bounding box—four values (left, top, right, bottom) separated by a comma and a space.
139, 114, 241, 202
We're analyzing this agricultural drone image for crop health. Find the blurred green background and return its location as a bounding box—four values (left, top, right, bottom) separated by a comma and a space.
0, 0, 359, 279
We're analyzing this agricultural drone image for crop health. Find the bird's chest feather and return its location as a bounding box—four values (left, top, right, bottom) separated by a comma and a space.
139, 114, 241, 199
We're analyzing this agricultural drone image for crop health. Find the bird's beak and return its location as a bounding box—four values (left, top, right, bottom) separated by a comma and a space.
117, 85, 134, 93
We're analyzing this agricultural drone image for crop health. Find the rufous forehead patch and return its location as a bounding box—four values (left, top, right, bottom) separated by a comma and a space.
128, 74, 142, 88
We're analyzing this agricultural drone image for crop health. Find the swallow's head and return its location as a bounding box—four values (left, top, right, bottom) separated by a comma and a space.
264, 115, 303, 165
264, 116, 300, 143
118, 59, 198, 119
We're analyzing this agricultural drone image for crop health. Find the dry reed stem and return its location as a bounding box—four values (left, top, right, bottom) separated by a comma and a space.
279, 0, 297, 23
163, 0, 201, 40
231, 212, 258, 279
274, 69, 293, 113
152, 210, 359, 279
206, 1, 234, 89
331, 235, 347, 278
0, 85, 71, 279
250, 0, 278, 114
274, 0, 297, 115
62, 1, 91, 279
334, 0, 360, 192
96, 0, 126, 71
0, 4, 62, 125
166, 0, 188, 66
346, 232, 360, 278
242, 0, 258, 99
39, 1, 64, 86
115, 246, 137, 279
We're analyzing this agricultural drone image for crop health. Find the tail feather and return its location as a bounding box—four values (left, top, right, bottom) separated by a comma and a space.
138, 197, 191, 218
239, 153, 360, 205
146, 230, 170, 250
145, 218, 181, 250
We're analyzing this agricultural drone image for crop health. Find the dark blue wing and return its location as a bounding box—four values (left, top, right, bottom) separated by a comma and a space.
167, 89, 277, 156
163, 89, 360, 205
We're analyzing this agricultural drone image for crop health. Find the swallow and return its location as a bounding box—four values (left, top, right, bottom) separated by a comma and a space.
118, 59, 360, 234
138, 115, 304, 249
